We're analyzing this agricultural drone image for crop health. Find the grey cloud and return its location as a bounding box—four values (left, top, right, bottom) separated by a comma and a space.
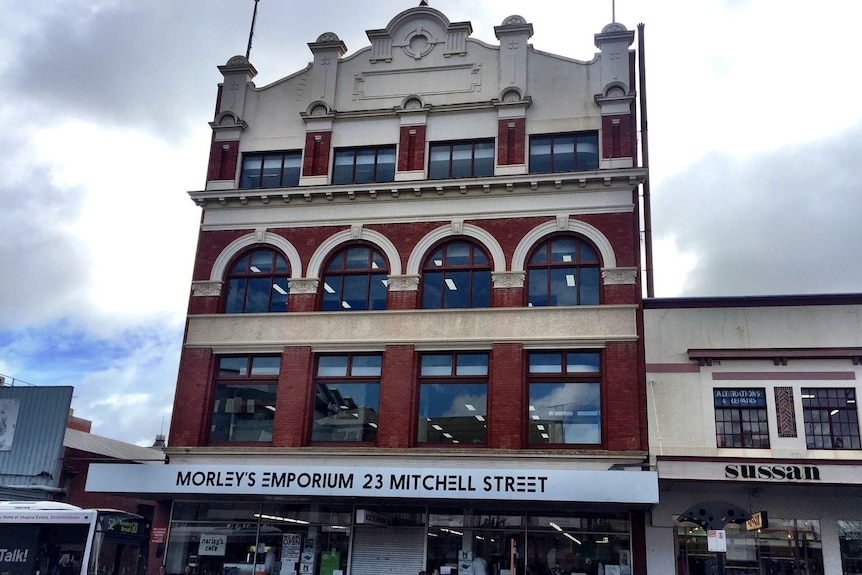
653, 122, 862, 296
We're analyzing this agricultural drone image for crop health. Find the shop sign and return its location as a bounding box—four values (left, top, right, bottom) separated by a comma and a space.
745, 511, 768, 531
199, 534, 227, 556
725, 464, 820, 481
87, 464, 659, 504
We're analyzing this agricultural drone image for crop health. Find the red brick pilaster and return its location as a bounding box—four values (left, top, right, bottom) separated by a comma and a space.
603, 341, 643, 451
488, 343, 524, 449
398, 125, 426, 172
492, 287, 523, 308
148, 500, 172, 575
274, 346, 314, 446
288, 293, 317, 313
303, 131, 332, 177
206, 138, 239, 182
497, 118, 525, 165
388, 289, 419, 310
601, 115, 633, 159
377, 344, 416, 448
170, 348, 214, 447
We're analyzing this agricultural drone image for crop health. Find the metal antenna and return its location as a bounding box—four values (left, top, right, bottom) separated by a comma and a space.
245, 0, 260, 60
612, 0, 616, 22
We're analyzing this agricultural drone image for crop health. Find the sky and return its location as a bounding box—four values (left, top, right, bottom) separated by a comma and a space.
1, 0, 861, 446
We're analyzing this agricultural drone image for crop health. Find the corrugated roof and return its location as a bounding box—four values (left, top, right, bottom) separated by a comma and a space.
64, 428, 166, 463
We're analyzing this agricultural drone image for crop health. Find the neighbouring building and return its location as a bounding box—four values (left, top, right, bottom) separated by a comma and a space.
86, 5, 656, 575
643, 295, 862, 575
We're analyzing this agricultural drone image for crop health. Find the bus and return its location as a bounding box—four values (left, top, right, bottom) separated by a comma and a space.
0, 501, 151, 575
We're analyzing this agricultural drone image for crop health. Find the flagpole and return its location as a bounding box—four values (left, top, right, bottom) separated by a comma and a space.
245, 0, 260, 60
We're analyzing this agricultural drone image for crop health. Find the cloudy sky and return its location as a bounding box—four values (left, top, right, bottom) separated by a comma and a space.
1, 0, 860, 446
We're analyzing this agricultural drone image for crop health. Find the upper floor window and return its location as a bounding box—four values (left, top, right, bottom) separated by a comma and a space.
528, 352, 601, 445
312, 354, 381, 443
321, 245, 389, 311
418, 353, 488, 445
240, 151, 302, 189
429, 140, 495, 179
802, 388, 860, 449
527, 236, 600, 307
224, 248, 290, 313
210, 355, 280, 443
333, 146, 396, 184
529, 133, 599, 173
422, 240, 491, 309
713, 388, 770, 448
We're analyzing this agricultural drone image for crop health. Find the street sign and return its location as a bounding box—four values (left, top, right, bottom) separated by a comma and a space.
707, 529, 727, 552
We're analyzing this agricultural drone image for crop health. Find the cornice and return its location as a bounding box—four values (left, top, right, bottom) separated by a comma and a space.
189, 168, 647, 208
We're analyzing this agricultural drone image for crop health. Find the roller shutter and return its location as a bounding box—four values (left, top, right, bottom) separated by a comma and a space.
350, 526, 425, 575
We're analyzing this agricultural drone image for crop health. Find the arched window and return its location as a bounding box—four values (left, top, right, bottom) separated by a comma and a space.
321, 245, 389, 311
224, 248, 290, 313
526, 236, 600, 306
421, 240, 491, 309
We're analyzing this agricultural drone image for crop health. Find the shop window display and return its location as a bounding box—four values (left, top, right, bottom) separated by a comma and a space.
839, 520, 862, 575
675, 519, 823, 575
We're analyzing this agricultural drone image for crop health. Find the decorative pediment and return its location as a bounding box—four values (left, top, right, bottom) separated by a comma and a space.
366, 6, 472, 62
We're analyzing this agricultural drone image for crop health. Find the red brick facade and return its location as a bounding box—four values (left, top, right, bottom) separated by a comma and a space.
303, 131, 332, 177
398, 125, 426, 172
497, 117, 526, 165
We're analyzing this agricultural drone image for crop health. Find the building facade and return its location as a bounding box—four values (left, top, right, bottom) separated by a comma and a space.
88, 6, 656, 575
643, 295, 862, 575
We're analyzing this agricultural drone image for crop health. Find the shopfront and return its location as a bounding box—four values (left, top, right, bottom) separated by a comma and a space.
86, 463, 658, 575
645, 459, 862, 575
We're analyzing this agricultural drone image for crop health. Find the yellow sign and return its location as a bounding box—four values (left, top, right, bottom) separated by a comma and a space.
745, 511, 768, 531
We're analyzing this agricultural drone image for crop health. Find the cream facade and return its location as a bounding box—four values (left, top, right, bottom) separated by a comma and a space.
644, 296, 862, 575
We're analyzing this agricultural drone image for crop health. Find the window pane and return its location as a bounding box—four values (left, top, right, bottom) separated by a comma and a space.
261, 155, 283, 188
245, 277, 271, 312
322, 276, 343, 311
550, 238, 577, 262
456, 354, 488, 376
422, 271, 444, 308
240, 156, 262, 188
342, 275, 370, 310
250, 250, 273, 273
429, 145, 451, 179
318, 356, 349, 377
225, 278, 246, 313
473, 142, 495, 176
576, 135, 599, 170
443, 271, 469, 308
282, 152, 301, 187
579, 267, 600, 305
450, 144, 473, 178
528, 269, 549, 307
219, 357, 248, 377
530, 137, 551, 173
211, 384, 277, 442
346, 247, 370, 270
418, 383, 487, 444
376, 148, 396, 182
471, 270, 491, 308
251, 356, 281, 376
446, 242, 471, 266
529, 382, 600, 444
313, 382, 380, 442
530, 353, 563, 374
369, 273, 388, 310
552, 136, 574, 172
333, 151, 354, 184
271, 278, 288, 311
351, 355, 382, 376
353, 149, 376, 183
550, 268, 579, 306
422, 355, 453, 376
566, 353, 600, 373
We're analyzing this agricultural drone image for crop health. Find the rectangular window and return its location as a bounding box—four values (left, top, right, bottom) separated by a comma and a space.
802, 388, 860, 449
333, 146, 396, 184
529, 132, 599, 173
210, 355, 280, 443
418, 353, 488, 445
528, 352, 601, 445
713, 388, 770, 448
240, 151, 302, 188
429, 140, 495, 179
313, 354, 381, 443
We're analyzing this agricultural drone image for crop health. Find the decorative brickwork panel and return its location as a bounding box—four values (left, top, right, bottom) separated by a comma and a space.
497, 118, 525, 165
303, 131, 332, 176
398, 125, 426, 172
206, 138, 239, 181
775, 386, 797, 437
602, 115, 633, 159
